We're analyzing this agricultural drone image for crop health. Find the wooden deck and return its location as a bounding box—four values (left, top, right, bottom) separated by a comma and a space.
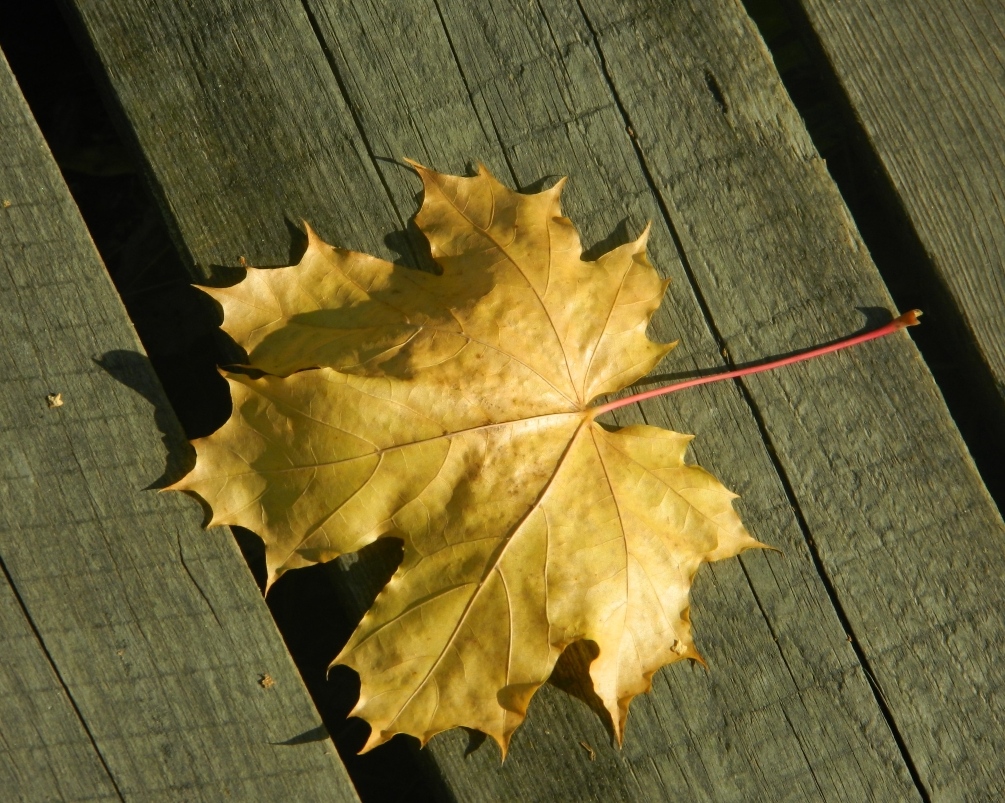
1, 0, 1002, 799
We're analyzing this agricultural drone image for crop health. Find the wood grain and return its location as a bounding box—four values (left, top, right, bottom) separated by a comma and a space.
0, 570, 120, 800
65, 0, 909, 799
0, 46, 359, 802
796, 0, 1005, 429
780, 2, 1005, 794
306, 0, 917, 798
577, 0, 1005, 798
61, 0, 1005, 798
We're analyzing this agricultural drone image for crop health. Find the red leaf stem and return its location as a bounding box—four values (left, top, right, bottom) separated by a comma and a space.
590, 310, 921, 416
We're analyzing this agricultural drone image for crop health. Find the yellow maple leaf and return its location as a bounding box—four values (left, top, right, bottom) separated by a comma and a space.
170, 163, 765, 755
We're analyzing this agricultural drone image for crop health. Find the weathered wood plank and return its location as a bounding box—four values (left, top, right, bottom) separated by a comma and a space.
305, 0, 919, 799
58, 0, 928, 795
1, 50, 120, 803
61, 0, 1005, 799
0, 569, 119, 800
573, 0, 1005, 798
0, 45, 359, 802
795, 0, 1005, 474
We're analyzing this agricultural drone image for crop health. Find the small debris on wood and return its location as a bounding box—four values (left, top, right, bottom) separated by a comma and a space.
239, 255, 248, 267
579, 740, 596, 760
258, 672, 275, 689
2, 199, 11, 208
46, 393, 63, 408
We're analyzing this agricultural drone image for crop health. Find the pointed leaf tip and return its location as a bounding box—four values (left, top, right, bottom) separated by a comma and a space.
636, 220, 653, 246
302, 220, 322, 246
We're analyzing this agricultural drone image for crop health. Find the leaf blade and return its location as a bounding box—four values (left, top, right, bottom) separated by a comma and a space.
172, 163, 760, 753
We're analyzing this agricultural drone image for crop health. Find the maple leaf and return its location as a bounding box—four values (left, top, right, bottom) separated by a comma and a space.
170, 163, 766, 755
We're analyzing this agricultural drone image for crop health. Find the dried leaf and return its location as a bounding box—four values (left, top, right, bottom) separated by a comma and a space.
170, 163, 764, 754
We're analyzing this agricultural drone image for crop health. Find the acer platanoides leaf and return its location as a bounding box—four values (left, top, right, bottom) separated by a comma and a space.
169, 163, 765, 755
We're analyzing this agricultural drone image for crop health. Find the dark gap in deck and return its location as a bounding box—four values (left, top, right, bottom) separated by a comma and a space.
0, 4, 437, 801
743, 0, 1005, 512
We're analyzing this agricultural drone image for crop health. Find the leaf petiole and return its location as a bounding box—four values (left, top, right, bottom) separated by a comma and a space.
591, 310, 922, 416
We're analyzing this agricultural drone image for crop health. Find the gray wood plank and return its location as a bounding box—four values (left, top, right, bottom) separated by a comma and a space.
573, 0, 1005, 798
0, 46, 359, 802
0, 575, 119, 801
62, 1, 911, 801
61, 0, 1005, 799
1, 49, 121, 803
795, 0, 1005, 466
304, 0, 918, 799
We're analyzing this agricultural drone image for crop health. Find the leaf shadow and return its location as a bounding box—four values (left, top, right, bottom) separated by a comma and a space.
270, 724, 331, 746
261, 534, 450, 801
370, 155, 441, 274
582, 217, 634, 263
200, 259, 245, 289
462, 728, 488, 757
285, 217, 309, 266
547, 640, 616, 742
200, 217, 308, 287
855, 305, 898, 330
93, 350, 194, 489
459, 640, 616, 758
518, 173, 564, 194
383, 216, 440, 274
